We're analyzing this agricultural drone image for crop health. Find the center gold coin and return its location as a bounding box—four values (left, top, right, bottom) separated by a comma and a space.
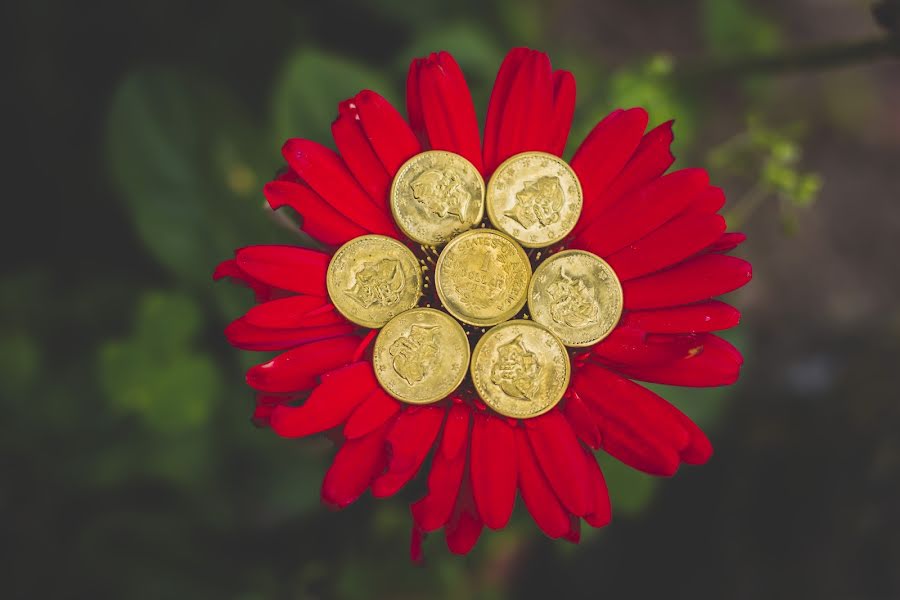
390, 150, 485, 246
435, 229, 531, 327
373, 308, 470, 405
486, 151, 582, 248
527, 249, 623, 347
470, 319, 570, 419
326, 235, 422, 329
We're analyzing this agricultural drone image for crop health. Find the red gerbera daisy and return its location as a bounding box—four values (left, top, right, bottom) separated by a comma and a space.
215, 47, 751, 560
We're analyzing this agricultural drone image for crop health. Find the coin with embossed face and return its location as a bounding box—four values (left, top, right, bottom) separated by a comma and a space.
391, 150, 485, 246
373, 308, 470, 404
470, 319, 569, 418
435, 229, 531, 327
528, 249, 623, 347
326, 235, 422, 328
486, 151, 582, 248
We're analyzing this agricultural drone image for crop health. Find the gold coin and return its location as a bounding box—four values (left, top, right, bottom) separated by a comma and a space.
486, 151, 583, 248
435, 229, 531, 327
373, 308, 470, 405
528, 250, 623, 347
326, 235, 422, 328
390, 150, 485, 246
470, 319, 570, 419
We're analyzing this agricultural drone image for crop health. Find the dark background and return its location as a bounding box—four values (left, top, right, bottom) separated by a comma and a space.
4, 0, 900, 598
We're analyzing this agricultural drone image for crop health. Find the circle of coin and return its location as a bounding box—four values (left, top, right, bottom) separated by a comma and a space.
373, 308, 470, 405
326, 235, 422, 329
435, 228, 532, 327
528, 249, 623, 347
390, 150, 485, 246
470, 319, 570, 419
486, 151, 583, 248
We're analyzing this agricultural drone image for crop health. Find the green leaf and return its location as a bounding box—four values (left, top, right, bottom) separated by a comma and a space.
98, 291, 220, 432
106, 69, 280, 287
271, 49, 393, 146
702, 0, 781, 59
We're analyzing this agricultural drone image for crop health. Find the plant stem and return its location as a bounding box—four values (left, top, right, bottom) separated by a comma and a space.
675, 36, 900, 82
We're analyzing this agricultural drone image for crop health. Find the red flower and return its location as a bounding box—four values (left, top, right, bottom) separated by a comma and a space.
215, 48, 751, 559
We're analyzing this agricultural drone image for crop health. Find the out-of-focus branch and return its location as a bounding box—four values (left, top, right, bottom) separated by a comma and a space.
674, 35, 900, 83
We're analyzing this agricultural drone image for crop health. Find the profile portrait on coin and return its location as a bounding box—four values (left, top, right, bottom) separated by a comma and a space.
410, 168, 472, 222
546, 269, 601, 328
490, 335, 543, 402
345, 258, 404, 308
506, 175, 564, 229
388, 324, 439, 386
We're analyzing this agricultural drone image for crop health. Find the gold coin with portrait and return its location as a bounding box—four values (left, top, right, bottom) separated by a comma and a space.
470, 319, 570, 419
390, 150, 485, 246
326, 235, 422, 329
528, 249, 623, 347
373, 308, 470, 405
486, 151, 583, 248
435, 229, 531, 327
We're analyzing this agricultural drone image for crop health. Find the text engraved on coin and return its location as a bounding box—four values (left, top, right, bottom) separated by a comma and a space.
435, 229, 531, 327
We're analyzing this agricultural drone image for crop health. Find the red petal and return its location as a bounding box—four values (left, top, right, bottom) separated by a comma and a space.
562, 393, 602, 449
411, 403, 470, 532
483, 48, 530, 174
571, 108, 649, 234
332, 100, 392, 210
264, 180, 366, 247
410, 526, 425, 563
282, 139, 400, 237
355, 89, 422, 175
245, 335, 360, 393
582, 448, 612, 528
606, 213, 727, 280
343, 387, 401, 439
707, 232, 747, 253
525, 409, 593, 516
235, 245, 329, 296
406, 58, 425, 144
687, 185, 726, 214
470, 412, 517, 529
592, 327, 707, 367
411, 52, 482, 172
225, 318, 354, 351
621, 301, 741, 333
269, 361, 377, 437
372, 406, 445, 498
574, 168, 710, 257
242, 295, 343, 329
214, 258, 283, 303
445, 476, 483, 555
321, 422, 389, 509
573, 364, 684, 476
485, 49, 554, 172
564, 515, 582, 543
515, 427, 571, 538
614, 334, 742, 387
622, 254, 752, 310
592, 120, 675, 217
575, 362, 690, 452
548, 70, 576, 156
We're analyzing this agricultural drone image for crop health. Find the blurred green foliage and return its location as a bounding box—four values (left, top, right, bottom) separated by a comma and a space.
5, 0, 844, 596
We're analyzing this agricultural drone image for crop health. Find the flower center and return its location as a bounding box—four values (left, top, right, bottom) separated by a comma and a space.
324, 150, 623, 419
